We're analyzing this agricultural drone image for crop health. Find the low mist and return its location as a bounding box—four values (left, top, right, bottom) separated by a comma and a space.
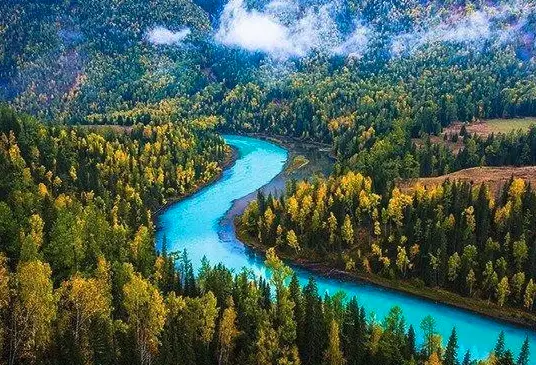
214, 0, 369, 60
147, 27, 191, 45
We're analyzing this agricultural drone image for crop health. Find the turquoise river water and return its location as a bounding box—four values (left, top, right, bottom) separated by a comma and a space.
156, 135, 536, 361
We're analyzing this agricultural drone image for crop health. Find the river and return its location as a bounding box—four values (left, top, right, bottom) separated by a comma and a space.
156, 135, 536, 361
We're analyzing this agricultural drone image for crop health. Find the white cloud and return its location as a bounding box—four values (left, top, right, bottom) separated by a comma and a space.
439, 11, 491, 43
334, 25, 370, 57
147, 26, 191, 45
391, 2, 536, 57
215, 0, 295, 56
391, 11, 492, 56
215, 0, 369, 59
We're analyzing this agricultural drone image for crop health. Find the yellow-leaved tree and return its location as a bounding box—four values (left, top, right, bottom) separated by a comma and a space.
57, 257, 112, 361
217, 297, 240, 365
123, 268, 166, 365
9, 260, 56, 365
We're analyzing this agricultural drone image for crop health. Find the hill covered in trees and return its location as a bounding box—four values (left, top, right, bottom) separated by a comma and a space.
2, 0, 536, 364
0, 106, 531, 365
3, 0, 536, 194
1, 106, 531, 365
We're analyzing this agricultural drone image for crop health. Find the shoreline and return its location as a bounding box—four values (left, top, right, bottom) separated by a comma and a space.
153, 144, 238, 217
235, 225, 536, 330
239, 132, 337, 160
153, 132, 536, 330
222, 136, 536, 331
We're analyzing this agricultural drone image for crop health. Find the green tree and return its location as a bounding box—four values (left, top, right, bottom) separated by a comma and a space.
511, 272, 526, 303
443, 328, 458, 365
516, 336, 530, 365
420, 315, 438, 357
160, 293, 191, 365
186, 291, 219, 354
0, 254, 9, 357
462, 350, 472, 365
497, 277, 511, 307
406, 325, 416, 359
524, 279, 536, 311
324, 320, 345, 365
265, 248, 299, 363
255, 318, 279, 365
466, 269, 476, 296
45, 209, 84, 282
501, 350, 516, 365
302, 277, 325, 365
0, 203, 17, 260
512, 239, 528, 272
494, 331, 506, 358
448, 253, 461, 283
19, 214, 44, 262
483, 261, 499, 300
130, 225, 156, 278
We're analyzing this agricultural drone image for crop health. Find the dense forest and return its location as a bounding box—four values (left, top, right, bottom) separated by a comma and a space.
2, 0, 536, 363
241, 167, 536, 311
0, 107, 529, 365
3, 0, 536, 196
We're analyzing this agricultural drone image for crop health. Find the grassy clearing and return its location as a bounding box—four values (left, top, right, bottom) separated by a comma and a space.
285, 155, 309, 173
483, 118, 536, 134
441, 118, 536, 139
398, 166, 536, 195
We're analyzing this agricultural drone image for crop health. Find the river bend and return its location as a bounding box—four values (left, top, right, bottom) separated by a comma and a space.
156, 135, 536, 361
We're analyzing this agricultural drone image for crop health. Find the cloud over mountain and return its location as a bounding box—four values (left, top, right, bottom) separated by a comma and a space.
214, 0, 369, 59
147, 27, 191, 45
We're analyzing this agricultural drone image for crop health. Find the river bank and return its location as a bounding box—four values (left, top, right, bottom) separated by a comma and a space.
158, 134, 536, 360
218, 134, 334, 246
222, 135, 536, 330
154, 144, 238, 216
235, 225, 536, 330
245, 133, 334, 190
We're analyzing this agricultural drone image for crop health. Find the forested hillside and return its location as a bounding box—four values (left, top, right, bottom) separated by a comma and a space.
2, 0, 536, 364
241, 167, 536, 313
3, 0, 536, 193
0, 107, 529, 365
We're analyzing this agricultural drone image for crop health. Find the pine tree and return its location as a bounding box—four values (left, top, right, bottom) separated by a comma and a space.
181, 250, 197, 297
302, 277, 325, 365
342, 297, 365, 365
516, 336, 530, 365
462, 350, 472, 365
406, 325, 416, 359
289, 273, 305, 355
324, 320, 345, 365
495, 331, 506, 358
444, 327, 458, 365
501, 350, 516, 365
